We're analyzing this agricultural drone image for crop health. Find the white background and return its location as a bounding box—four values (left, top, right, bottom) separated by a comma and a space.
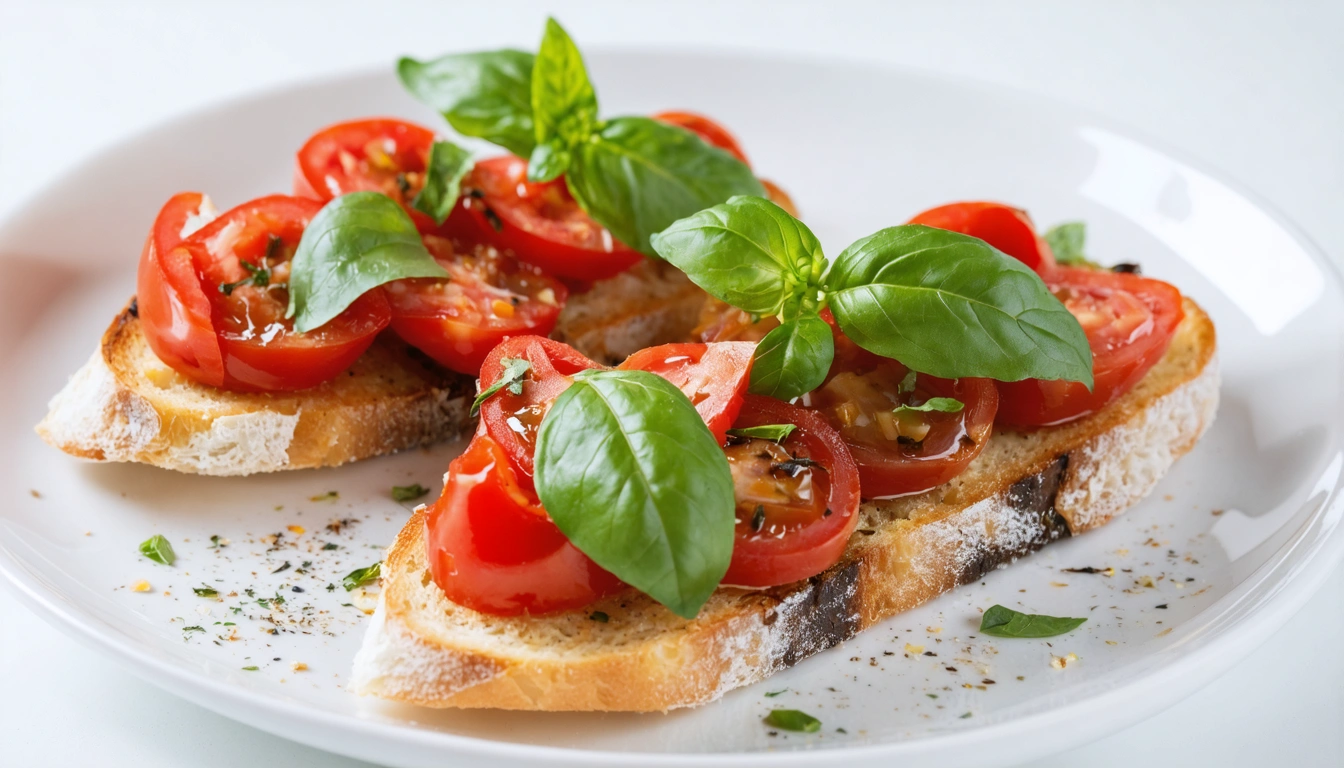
1, 1, 1341, 765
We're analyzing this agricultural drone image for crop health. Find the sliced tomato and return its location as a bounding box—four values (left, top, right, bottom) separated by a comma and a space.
908, 201, 1055, 272
808, 358, 998, 498
617, 342, 755, 444
721, 396, 861, 587
425, 430, 624, 616
996, 267, 1184, 427
140, 194, 391, 392
293, 117, 438, 231
441, 155, 642, 282
652, 111, 750, 165
385, 235, 568, 375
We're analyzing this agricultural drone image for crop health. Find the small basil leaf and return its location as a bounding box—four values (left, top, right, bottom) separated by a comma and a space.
397, 50, 537, 157
287, 192, 449, 333
979, 604, 1087, 638
748, 314, 834, 401
527, 138, 572, 183
824, 225, 1094, 387
470, 357, 533, 416
342, 562, 382, 592
531, 18, 598, 148
391, 484, 430, 502
651, 195, 820, 315
411, 140, 473, 225
139, 535, 175, 566
726, 424, 797, 442
192, 584, 219, 598
893, 397, 963, 415
534, 369, 735, 618
765, 709, 821, 733
568, 117, 764, 255
1043, 221, 1096, 267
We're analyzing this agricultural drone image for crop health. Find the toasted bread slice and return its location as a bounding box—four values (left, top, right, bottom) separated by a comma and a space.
36, 260, 706, 475
350, 297, 1218, 711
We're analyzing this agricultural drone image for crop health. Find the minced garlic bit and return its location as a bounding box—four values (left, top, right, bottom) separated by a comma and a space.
926, 626, 943, 634
1155, 627, 1173, 638
1138, 575, 1157, 588
291, 661, 308, 672
1049, 581, 1068, 587
905, 643, 925, 655
287, 525, 306, 536
131, 580, 152, 593
1050, 653, 1079, 670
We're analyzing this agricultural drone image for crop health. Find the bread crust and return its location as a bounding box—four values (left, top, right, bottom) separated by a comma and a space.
351, 298, 1219, 711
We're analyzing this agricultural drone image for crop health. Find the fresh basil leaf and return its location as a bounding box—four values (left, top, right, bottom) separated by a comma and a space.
748, 314, 834, 401
342, 562, 382, 592
893, 397, 964, 415
411, 140, 473, 226
765, 709, 821, 732
824, 225, 1094, 387
534, 369, 735, 618
979, 604, 1087, 638
651, 195, 820, 315
527, 138, 572, 183
568, 117, 764, 255
1043, 221, 1094, 266
727, 424, 797, 442
139, 535, 175, 566
397, 50, 537, 157
391, 484, 429, 502
470, 357, 532, 415
530, 17, 598, 152
287, 192, 449, 333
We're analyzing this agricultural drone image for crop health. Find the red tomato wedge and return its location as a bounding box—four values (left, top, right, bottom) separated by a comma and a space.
441, 155, 643, 282
908, 201, 1056, 272
808, 359, 999, 498
293, 117, 438, 231
996, 267, 1184, 427
138, 194, 391, 392
425, 430, 624, 616
384, 235, 568, 375
721, 396, 861, 587
617, 342, 756, 445
652, 111, 750, 165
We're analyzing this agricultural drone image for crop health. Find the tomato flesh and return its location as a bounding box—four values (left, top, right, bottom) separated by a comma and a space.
385, 235, 568, 375
721, 396, 861, 587
908, 201, 1056, 272
293, 117, 438, 231
441, 155, 643, 282
617, 342, 755, 444
425, 431, 624, 616
996, 267, 1184, 427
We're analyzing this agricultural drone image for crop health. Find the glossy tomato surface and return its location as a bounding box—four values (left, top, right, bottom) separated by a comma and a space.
996, 266, 1184, 427
425, 431, 624, 616
617, 341, 755, 444
293, 117, 438, 231
652, 110, 750, 165
908, 201, 1056, 272
721, 396, 861, 587
441, 155, 642, 282
385, 235, 568, 375
139, 194, 390, 391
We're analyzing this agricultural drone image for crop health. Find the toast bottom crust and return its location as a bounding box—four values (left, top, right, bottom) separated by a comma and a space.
351, 300, 1220, 712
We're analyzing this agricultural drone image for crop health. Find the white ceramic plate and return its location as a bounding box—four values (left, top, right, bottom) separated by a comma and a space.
2, 51, 1342, 768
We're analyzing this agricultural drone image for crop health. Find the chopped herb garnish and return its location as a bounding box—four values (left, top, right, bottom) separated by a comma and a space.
893, 397, 964, 416
836, 727, 848, 734
182, 625, 205, 633
750, 504, 766, 533
219, 235, 282, 296
589, 611, 609, 623
764, 689, 788, 697
309, 491, 339, 502
470, 357, 532, 415
322, 542, 340, 551
727, 424, 797, 442
192, 585, 219, 598
979, 604, 1087, 638
271, 561, 292, 574
242, 665, 259, 671
343, 562, 382, 591
764, 709, 821, 733
483, 207, 503, 232
960, 712, 973, 719
138, 535, 176, 566
391, 483, 430, 503
209, 534, 224, 549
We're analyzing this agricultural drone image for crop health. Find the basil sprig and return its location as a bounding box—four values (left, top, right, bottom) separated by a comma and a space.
1043, 221, 1094, 267
979, 604, 1086, 638
411, 140, 473, 225
287, 192, 449, 332
652, 196, 1094, 398
470, 357, 532, 415
534, 369, 735, 618
397, 17, 762, 255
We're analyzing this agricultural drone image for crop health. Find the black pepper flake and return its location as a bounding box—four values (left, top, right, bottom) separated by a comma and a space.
291, 586, 304, 593
924, 651, 937, 657
823, 507, 833, 517
1062, 566, 1105, 574
484, 207, 503, 232
858, 529, 877, 536
982, 679, 996, 685
770, 457, 820, 478
750, 505, 766, 532
945, 666, 958, 672
1155, 604, 1168, 609
1111, 262, 1142, 274
128, 297, 139, 317
589, 611, 609, 623
468, 188, 484, 199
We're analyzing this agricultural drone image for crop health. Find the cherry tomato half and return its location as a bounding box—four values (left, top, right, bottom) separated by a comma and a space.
721, 396, 862, 587
617, 341, 756, 445
995, 267, 1184, 427
908, 201, 1056, 273
293, 118, 438, 231
425, 430, 624, 616
385, 235, 568, 375
138, 194, 391, 392
652, 111, 750, 165
441, 155, 643, 282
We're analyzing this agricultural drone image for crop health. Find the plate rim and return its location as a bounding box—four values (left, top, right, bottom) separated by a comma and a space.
2, 48, 1343, 768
